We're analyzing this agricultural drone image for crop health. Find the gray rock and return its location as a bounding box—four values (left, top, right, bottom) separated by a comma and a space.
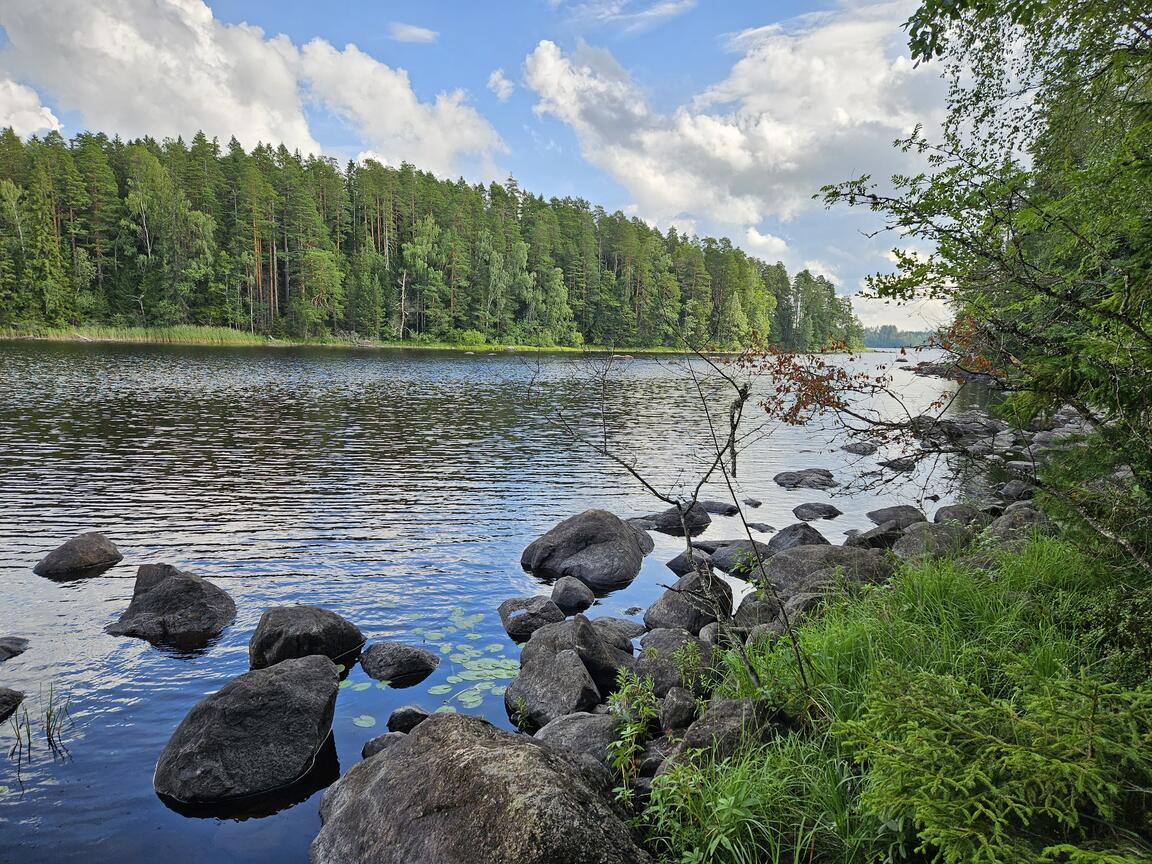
521, 509, 652, 590
362, 732, 406, 760
641, 502, 712, 537
312, 713, 652, 864
698, 622, 720, 646
767, 523, 830, 555
662, 699, 779, 770
666, 548, 712, 577
773, 468, 838, 490
742, 498, 762, 508
0, 687, 23, 723
639, 628, 705, 663
865, 505, 926, 529
879, 457, 917, 472
631, 656, 686, 699
989, 506, 1050, 541
766, 545, 895, 597
892, 522, 972, 561
106, 564, 235, 650
590, 617, 645, 647
0, 636, 29, 662
550, 577, 594, 615
746, 621, 784, 651
33, 532, 122, 578
499, 596, 566, 643
710, 540, 773, 578
248, 605, 363, 670
842, 441, 878, 456
154, 655, 338, 804
699, 499, 739, 517
747, 522, 775, 534
690, 539, 738, 554
505, 649, 600, 731
534, 712, 620, 765
572, 614, 634, 694
660, 687, 697, 732
733, 597, 780, 629
933, 504, 992, 529
387, 705, 430, 734
360, 642, 439, 686
643, 569, 732, 634
793, 503, 842, 521
1000, 479, 1036, 502
844, 520, 904, 550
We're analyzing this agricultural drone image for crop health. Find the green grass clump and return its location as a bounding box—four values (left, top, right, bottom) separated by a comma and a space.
644, 536, 1152, 864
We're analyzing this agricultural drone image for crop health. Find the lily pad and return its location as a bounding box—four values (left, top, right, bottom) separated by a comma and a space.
352, 715, 377, 728
434, 706, 457, 714
464, 632, 483, 640
427, 684, 453, 695
491, 685, 507, 696
375, 680, 390, 689
446, 675, 463, 684
351, 682, 372, 692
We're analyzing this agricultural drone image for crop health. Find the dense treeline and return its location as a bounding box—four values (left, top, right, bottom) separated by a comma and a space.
861, 325, 932, 348
0, 128, 862, 350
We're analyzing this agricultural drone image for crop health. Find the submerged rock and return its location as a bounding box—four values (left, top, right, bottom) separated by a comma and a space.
0, 687, 23, 723
105, 564, 235, 649
767, 523, 830, 555
498, 596, 566, 643
0, 636, 29, 662
773, 468, 838, 490
699, 499, 739, 517
865, 505, 926, 529
521, 509, 652, 590
641, 502, 712, 537
154, 655, 338, 805
844, 520, 904, 550
34, 532, 122, 579
842, 441, 878, 456
311, 713, 652, 864
359, 642, 439, 686
248, 605, 363, 669
551, 576, 594, 615
793, 502, 842, 522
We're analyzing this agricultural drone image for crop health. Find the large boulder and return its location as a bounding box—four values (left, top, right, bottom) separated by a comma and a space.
773, 469, 838, 490
589, 617, 645, 648
999, 479, 1036, 502
570, 615, 634, 695
154, 655, 338, 804
844, 520, 904, 550
933, 503, 993, 529
360, 642, 439, 686
311, 713, 652, 864
0, 687, 23, 723
892, 522, 973, 561
534, 711, 620, 765
106, 564, 235, 649
641, 502, 712, 537
498, 596, 566, 643
520, 618, 633, 669
793, 503, 842, 522
505, 649, 601, 731
765, 545, 895, 599
643, 569, 732, 634
521, 509, 652, 590
248, 605, 363, 670
865, 505, 926, 529
767, 523, 830, 555
34, 532, 122, 579
661, 699, 779, 771
699, 499, 739, 517
0, 636, 29, 662
710, 540, 773, 578
989, 506, 1051, 541
551, 577, 594, 615
666, 548, 712, 577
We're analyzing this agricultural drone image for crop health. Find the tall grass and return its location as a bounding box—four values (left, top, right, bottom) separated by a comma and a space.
645, 536, 1152, 864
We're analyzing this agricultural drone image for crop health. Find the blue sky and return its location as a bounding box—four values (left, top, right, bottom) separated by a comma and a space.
0, 0, 950, 328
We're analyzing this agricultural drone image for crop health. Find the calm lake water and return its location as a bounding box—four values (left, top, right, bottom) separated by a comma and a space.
0, 341, 982, 864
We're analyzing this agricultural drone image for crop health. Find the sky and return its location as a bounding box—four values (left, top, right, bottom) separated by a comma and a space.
0, 0, 951, 330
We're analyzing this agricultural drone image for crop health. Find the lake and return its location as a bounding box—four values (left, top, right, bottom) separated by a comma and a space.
0, 341, 981, 863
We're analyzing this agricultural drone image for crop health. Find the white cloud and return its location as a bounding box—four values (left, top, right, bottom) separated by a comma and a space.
488, 68, 515, 102
0, 79, 59, 136
744, 226, 788, 258
296, 39, 504, 177
0, 0, 503, 177
851, 293, 951, 330
803, 259, 840, 283
524, 1, 943, 225
558, 1, 697, 33
388, 22, 439, 44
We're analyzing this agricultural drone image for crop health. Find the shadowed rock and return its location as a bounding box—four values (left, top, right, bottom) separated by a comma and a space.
1000, 479, 1036, 502
106, 564, 235, 650
933, 504, 993, 529
551, 576, 594, 615
844, 520, 904, 550
666, 548, 712, 577
0, 637, 29, 662
362, 732, 406, 760
765, 545, 895, 597
387, 705, 430, 734
499, 596, 566, 643
865, 505, 926, 529
360, 642, 439, 686
660, 699, 780, 771
773, 468, 838, 490
505, 648, 600, 731
699, 499, 739, 516
643, 569, 732, 634
249, 605, 363, 670
521, 509, 653, 590
0, 688, 23, 723
893, 522, 973, 561
534, 711, 620, 765
767, 523, 830, 555
660, 687, 696, 732
311, 713, 652, 864
710, 540, 773, 578
640, 502, 712, 537
793, 503, 842, 521
34, 532, 122, 579
154, 655, 338, 806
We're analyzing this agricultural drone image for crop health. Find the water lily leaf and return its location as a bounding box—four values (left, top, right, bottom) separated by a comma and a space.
424, 631, 443, 640
376, 681, 390, 689
438, 644, 453, 654
491, 686, 507, 696
351, 682, 372, 692
352, 715, 376, 728
458, 694, 484, 709
465, 633, 482, 640
434, 706, 457, 714
485, 644, 504, 653
427, 685, 453, 695
446, 675, 463, 684
449, 653, 468, 663
441, 627, 457, 635
338, 679, 354, 689
335, 664, 346, 674
411, 626, 425, 635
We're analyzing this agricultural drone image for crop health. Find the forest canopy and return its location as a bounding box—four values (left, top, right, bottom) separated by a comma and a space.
0, 129, 863, 350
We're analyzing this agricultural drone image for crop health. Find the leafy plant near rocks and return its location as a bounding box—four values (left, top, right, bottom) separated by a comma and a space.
642, 536, 1152, 864
607, 668, 659, 804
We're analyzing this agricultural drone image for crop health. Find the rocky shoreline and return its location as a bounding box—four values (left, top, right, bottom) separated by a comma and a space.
2, 403, 1094, 864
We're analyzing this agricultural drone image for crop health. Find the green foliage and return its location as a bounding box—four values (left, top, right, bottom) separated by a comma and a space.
0, 128, 861, 350
646, 537, 1152, 864
608, 668, 659, 803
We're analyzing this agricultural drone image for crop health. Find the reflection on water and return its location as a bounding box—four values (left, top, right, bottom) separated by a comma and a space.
0, 341, 973, 863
